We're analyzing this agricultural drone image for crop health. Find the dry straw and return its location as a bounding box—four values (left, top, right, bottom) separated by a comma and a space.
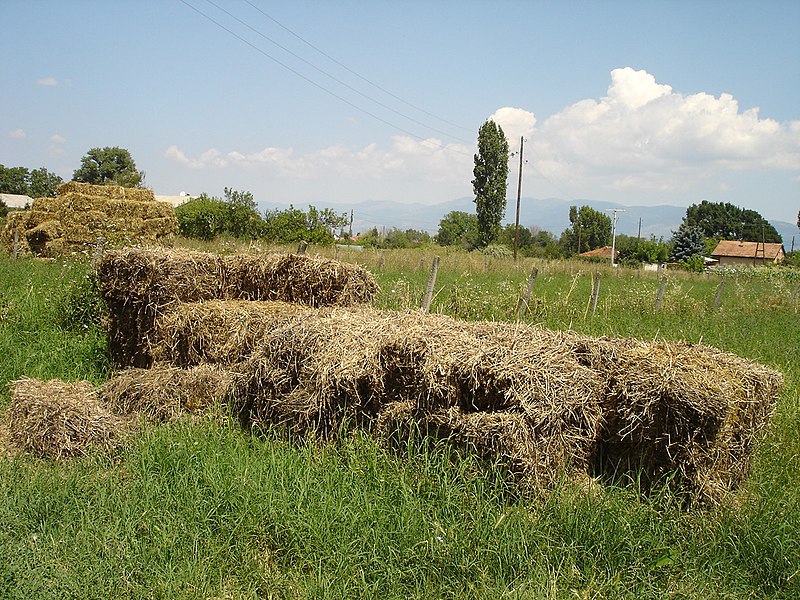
221, 305, 782, 502
567, 335, 783, 502
229, 307, 607, 487
101, 364, 233, 422
151, 300, 312, 366
1, 181, 177, 257
6, 378, 128, 459
96, 247, 379, 367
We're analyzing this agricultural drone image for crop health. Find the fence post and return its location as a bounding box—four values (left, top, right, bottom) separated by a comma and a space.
516, 267, 539, 320
421, 256, 440, 313
712, 279, 727, 310
790, 284, 800, 304
586, 271, 601, 319
297, 241, 308, 255
655, 275, 668, 311
378, 251, 385, 269
12, 230, 19, 259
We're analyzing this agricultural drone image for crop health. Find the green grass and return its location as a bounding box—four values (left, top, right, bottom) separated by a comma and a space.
1, 247, 799, 598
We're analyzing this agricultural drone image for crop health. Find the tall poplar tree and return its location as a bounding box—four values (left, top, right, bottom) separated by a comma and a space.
472, 120, 509, 247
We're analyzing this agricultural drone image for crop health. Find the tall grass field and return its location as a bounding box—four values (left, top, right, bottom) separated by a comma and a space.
1, 245, 799, 598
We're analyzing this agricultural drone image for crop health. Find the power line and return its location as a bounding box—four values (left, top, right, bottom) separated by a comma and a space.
241, 0, 474, 135
203, 0, 472, 143
177, 0, 474, 156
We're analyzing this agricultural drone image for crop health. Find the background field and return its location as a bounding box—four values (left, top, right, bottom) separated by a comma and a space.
1, 243, 799, 598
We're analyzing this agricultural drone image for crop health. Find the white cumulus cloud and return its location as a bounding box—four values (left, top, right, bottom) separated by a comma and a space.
50, 134, 66, 143
36, 77, 58, 87
526, 67, 800, 197
9, 129, 27, 139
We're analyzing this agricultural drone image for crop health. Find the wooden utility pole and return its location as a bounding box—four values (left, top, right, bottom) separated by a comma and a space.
513, 136, 524, 261
349, 209, 353, 239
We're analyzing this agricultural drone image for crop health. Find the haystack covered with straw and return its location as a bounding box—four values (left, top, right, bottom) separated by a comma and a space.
1, 181, 177, 257
96, 247, 379, 367
6, 378, 128, 459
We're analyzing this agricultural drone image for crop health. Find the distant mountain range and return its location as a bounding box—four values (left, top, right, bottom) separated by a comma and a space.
258, 196, 799, 248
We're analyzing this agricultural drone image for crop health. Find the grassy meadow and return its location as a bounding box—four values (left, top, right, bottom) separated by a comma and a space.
1, 243, 799, 598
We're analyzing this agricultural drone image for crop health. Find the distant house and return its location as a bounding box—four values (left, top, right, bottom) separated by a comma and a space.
155, 192, 196, 207
579, 246, 617, 261
710, 240, 785, 267
0, 193, 34, 209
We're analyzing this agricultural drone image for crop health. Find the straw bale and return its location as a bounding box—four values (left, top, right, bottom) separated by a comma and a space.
6, 378, 127, 459
1, 184, 177, 256
566, 335, 783, 503
230, 307, 605, 483
101, 364, 233, 422
96, 247, 378, 367
151, 300, 313, 366
57, 181, 155, 202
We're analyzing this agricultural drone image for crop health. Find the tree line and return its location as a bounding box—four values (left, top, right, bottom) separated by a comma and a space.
432, 118, 792, 269
2, 141, 796, 265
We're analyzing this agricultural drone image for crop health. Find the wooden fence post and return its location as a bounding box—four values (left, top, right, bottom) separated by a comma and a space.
12, 230, 19, 259
586, 271, 601, 319
297, 241, 308, 255
516, 267, 539, 320
655, 275, 668, 311
421, 256, 440, 313
712, 279, 727, 310
378, 251, 385, 269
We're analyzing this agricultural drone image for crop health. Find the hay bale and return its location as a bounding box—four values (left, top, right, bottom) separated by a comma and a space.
6, 378, 127, 459
57, 181, 155, 202
567, 335, 783, 503
151, 300, 313, 366
101, 364, 233, 422
96, 248, 379, 367
230, 307, 605, 485
0, 182, 177, 256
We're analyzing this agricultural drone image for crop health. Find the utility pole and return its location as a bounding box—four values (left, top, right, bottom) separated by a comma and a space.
513, 136, 524, 261
606, 208, 626, 266
349, 209, 353, 239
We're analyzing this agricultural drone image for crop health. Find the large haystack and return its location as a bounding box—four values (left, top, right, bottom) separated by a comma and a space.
95, 247, 379, 367
568, 335, 783, 503
101, 364, 233, 422
1, 181, 177, 257
6, 378, 128, 459
229, 307, 606, 486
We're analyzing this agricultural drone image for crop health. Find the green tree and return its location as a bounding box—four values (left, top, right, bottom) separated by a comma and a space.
472, 120, 509, 247
28, 167, 63, 197
73, 146, 145, 187
261, 205, 346, 244
562, 205, 612, 255
615, 235, 670, 266
670, 223, 706, 263
0, 164, 63, 197
175, 194, 231, 240
436, 211, 480, 249
684, 200, 781, 242
0, 165, 30, 195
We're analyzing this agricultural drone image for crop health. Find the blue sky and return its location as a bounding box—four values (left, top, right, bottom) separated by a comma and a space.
2, 0, 799, 226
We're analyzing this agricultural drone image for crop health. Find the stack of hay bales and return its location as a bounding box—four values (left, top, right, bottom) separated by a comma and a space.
147, 291, 783, 501
1, 181, 177, 257
95, 247, 380, 367
227, 308, 606, 488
